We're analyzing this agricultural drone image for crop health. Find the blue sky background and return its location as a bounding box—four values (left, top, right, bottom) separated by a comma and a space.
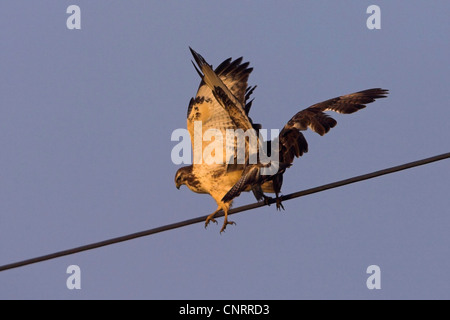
1, 1, 449, 299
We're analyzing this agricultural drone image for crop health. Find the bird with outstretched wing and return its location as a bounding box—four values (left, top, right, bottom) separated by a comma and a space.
175, 48, 388, 233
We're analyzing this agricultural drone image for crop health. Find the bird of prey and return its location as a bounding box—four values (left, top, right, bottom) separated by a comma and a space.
175, 48, 388, 233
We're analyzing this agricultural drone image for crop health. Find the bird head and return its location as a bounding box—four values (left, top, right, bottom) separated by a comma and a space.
174, 166, 191, 189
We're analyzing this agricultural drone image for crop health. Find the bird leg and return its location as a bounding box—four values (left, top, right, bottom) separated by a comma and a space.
205, 209, 219, 228
257, 194, 284, 210
220, 206, 235, 233
275, 193, 285, 211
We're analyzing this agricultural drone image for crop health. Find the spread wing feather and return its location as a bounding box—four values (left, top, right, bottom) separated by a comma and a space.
189, 47, 253, 131
187, 48, 257, 165
222, 88, 389, 202
279, 88, 389, 164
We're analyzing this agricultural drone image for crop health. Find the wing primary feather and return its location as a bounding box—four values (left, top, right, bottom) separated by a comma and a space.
189, 47, 207, 68
191, 60, 204, 79
215, 57, 233, 74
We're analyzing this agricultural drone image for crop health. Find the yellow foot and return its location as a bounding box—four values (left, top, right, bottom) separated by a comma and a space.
205, 215, 218, 229
220, 219, 236, 233
276, 197, 285, 211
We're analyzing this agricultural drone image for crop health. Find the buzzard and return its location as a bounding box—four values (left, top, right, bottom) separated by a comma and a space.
175, 48, 388, 233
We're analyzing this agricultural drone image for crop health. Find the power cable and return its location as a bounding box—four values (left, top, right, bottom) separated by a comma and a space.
0, 152, 448, 272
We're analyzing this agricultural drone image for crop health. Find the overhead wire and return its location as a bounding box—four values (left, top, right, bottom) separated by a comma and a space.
0, 152, 449, 272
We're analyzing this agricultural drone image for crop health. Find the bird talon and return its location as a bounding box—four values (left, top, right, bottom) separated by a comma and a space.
276, 197, 285, 211
262, 195, 273, 206
220, 220, 236, 233
205, 217, 218, 229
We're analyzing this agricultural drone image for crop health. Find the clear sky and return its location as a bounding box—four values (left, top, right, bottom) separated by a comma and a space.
1, 1, 449, 299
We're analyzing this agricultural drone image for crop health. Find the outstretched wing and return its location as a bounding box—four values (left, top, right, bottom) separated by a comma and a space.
187, 48, 256, 165
279, 88, 389, 164
222, 88, 389, 202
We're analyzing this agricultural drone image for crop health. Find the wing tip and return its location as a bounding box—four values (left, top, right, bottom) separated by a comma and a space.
189, 47, 208, 69
363, 88, 390, 99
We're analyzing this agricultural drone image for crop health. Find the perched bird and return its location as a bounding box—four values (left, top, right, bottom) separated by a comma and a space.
175, 48, 388, 233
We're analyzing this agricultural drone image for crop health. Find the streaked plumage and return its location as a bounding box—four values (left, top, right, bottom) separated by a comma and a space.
175, 48, 389, 232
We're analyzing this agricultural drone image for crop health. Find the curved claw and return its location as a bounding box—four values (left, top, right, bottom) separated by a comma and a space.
220, 220, 236, 233
205, 217, 218, 229
262, 195, 273, 206
276, 197, 285, 211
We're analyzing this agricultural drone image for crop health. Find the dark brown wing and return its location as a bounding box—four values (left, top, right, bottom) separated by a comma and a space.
279, 88, 389, 164
222, 88, 389, 203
